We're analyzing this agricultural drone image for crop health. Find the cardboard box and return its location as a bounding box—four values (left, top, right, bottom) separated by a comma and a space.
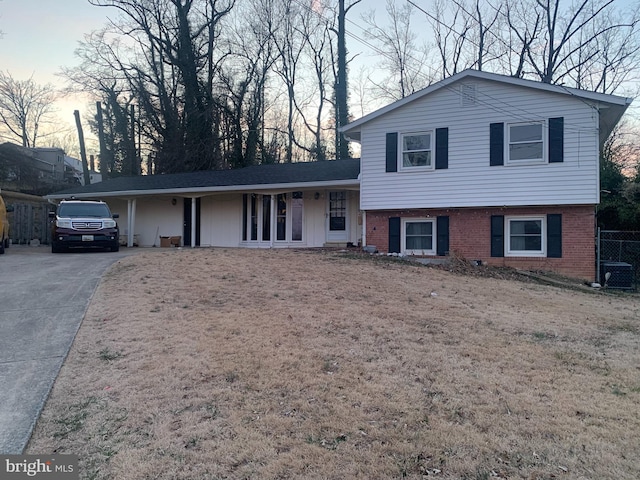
160, 236, 181, 247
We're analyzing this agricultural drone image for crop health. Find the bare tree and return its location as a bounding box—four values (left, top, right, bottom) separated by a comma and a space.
0, 71, 57, 148
362, 0, 430, 100
504, 0, 640, 88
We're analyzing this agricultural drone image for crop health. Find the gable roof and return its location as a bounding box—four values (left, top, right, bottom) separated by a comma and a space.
341, 69, 632, 144
45, 158, 361, 199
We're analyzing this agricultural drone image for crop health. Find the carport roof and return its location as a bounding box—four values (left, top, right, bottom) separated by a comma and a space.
45, 158, 361, 199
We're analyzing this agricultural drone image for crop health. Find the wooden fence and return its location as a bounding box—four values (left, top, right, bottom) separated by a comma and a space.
3, 191, 53, 245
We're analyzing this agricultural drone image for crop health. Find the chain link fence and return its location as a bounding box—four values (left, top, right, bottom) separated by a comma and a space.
597, 229, 640, 290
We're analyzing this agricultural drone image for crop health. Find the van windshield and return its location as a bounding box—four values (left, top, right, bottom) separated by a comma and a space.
58, 203, 112, 218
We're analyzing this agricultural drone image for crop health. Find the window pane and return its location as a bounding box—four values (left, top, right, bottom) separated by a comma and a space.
510, 124, 542, 143
510, 142, 543, 161
291, 197, 303, 241
405, 221, 433, 251
403, 151, 431, 167
406, 222, 432, 235
330, 217, 346, 230
406, 236, 432, 250
250, 195, 257, 241
403, 134, 430, 151
509, 219, 542, 252
277, 194, 286, 241
510, 220, 541, 235
510, 235, 542, 251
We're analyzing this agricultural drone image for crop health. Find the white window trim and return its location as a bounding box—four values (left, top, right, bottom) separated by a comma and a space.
401, 218, 436, 256
398, 130, 435, 172
505, 216, 546, 257
506, 121, 546, 166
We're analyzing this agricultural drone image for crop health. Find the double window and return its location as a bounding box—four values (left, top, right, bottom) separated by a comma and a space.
507, 122, 544, 164
505, 216, 545, 256
492, 214, 561, 258
400, 131, 433, 170
490, 118, 564, 166
401, 218, 436, 255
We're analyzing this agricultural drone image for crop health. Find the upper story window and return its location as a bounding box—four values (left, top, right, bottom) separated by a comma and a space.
507, 122, 544, 165
400, 131, 433, 171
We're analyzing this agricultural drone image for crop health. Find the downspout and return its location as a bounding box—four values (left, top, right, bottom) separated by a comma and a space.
362, 210, 366, 248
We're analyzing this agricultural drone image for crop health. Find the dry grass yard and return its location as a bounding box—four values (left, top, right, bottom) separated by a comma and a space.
26, 249, 640, 479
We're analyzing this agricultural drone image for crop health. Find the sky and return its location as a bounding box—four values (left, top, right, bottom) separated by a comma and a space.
0, 0, 389, 149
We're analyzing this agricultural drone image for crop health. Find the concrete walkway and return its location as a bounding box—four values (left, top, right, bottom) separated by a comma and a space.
0, 245, 138, 454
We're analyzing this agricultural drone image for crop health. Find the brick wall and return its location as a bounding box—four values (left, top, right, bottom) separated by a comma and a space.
365, 205, 596, 281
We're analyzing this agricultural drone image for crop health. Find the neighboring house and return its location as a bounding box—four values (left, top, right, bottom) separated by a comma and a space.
0, 143, 101, 192
340, 69, 632, 281
63, 155, 102, 185
45, 160, 361, 249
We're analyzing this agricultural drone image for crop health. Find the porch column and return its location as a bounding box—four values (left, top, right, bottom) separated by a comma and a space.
270, 194, 276, 247
127, 198, 137, 247
191, 196, 197, 248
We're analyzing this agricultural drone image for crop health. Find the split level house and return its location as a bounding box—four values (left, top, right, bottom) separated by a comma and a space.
46, 70, 632, 281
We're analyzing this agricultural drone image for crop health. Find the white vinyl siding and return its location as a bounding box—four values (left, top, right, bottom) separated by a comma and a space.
359, 78, 599, 211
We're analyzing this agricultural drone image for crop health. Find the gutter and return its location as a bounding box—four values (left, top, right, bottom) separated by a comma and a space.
45, 179, 361, 200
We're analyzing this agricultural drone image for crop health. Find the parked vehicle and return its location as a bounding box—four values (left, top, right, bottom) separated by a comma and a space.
49, 200, 120, 253
0, 189, 14, 255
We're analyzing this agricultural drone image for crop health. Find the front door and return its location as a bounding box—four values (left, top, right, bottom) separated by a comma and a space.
327, 191, 348, 243
183, 198, 201, 246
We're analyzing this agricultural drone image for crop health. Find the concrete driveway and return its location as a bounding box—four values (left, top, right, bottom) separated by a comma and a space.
0, 245, 139, 454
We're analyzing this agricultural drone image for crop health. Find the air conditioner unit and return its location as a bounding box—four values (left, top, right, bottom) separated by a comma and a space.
600, 262, 634, 290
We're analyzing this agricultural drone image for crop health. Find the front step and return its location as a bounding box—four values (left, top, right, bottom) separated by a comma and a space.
323, 242, 348, 248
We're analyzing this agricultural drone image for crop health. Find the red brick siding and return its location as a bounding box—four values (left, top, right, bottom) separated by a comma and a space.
365, 206, 596, 281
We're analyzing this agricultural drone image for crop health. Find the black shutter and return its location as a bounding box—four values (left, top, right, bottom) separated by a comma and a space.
548, 117, 564, 163
491, 215, 504, 257
389, 217, 401, 253
436, 216, 449, 256
386, 133, 398, 172
435, 128, 449, 170
547, 214, 562, 258
490, 123, 504, 166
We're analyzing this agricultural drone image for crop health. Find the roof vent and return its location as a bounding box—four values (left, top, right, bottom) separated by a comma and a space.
461, 84, 477, 107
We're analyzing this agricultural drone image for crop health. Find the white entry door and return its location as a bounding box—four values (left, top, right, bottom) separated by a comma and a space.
327, 191, 348, 243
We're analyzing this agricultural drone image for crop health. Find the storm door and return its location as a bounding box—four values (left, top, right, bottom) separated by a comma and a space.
327, 191, 348, 243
